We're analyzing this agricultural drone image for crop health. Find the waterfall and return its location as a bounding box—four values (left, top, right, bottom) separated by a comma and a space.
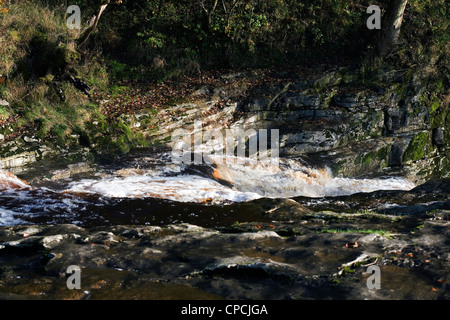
62, 154, 415, 204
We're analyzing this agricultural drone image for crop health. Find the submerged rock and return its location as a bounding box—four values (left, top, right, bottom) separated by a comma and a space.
0, 183, 448, 300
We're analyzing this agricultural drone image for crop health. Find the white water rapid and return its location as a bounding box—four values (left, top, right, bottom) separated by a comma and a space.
62, 154, 415, 204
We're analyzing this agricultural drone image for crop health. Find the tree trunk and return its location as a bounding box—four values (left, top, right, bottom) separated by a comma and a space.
77, 1, 110, 50
378, 0, 408, 56
200, 0, 219, 30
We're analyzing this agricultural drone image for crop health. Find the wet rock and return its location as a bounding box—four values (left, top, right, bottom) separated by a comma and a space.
432, 127, 445, 147
15, 226, 43, 237
388, 138, 411, 167
41, 234, 75, 249
0, 206, 448, 300
50, 162, 94, 181
23, 136, 38, 143
82, 231, 121, 245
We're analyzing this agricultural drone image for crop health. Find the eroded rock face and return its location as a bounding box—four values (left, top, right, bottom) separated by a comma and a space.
1, 68, 448, 183
134, 69, 447, 184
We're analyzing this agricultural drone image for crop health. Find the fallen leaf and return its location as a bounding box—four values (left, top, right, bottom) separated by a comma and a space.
345, 242, 359, 248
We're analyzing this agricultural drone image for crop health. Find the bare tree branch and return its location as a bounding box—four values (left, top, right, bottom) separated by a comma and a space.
77, 0, 111, 50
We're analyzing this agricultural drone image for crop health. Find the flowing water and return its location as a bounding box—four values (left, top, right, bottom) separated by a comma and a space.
0, 148, 415, 227
0, 148, 448, 300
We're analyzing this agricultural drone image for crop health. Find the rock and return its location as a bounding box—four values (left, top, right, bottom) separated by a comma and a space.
432, 127, 445, 147
0, 196, 449, 300
64, 74, 91, 96
0, 151, 36, 170
388, 137, 411, 167
15, 226, 43, 237
23, 136, 38, 143
50, 162, 94, 180
41, 234, 69, 249
0, 99, 9, 107
167, 223, 208, 233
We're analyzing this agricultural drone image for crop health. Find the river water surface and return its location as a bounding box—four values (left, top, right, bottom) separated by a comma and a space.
1, 148, 448, 300
0, 148, 415, 227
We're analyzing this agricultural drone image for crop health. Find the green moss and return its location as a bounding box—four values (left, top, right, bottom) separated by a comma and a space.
320, 90, 337, 109
430, 100, 441, 114
362, 151, 376, 165
403, 132, 429, 163
0, 106, 10, 119
320, 228, 392, 238
60, 44, 81, 65
114, 135, 131, 154
83, 117, 149, 155
333, 159, 347, 174
430, 104, 448, 128
354, 146, 389, 167
391, 83, 407, 97
340, 265, 355, 274
419, 92, 443, 114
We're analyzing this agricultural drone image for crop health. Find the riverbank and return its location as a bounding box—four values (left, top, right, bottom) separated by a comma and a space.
2, 65, 448, 186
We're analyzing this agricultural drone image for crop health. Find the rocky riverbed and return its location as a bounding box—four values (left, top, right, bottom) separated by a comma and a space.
0, 161, 448, 299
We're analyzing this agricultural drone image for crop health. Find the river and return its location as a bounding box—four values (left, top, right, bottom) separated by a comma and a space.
0, 147, 415, 227
0, 144, 448, 300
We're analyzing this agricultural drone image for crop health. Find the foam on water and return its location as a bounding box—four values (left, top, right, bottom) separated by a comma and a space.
0, 170, 30, 191
66, 174, 262, 204
0, 208, 26, 226
63, 156, 415, 203
210, 156, 416, 198
0, 158, 416, 226
0, 170, 93, 226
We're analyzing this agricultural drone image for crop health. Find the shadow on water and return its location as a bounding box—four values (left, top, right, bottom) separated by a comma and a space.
0, 188, 282, 228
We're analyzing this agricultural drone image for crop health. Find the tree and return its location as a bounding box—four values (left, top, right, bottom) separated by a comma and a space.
200, 0, 219, 30
378, 0, 408, 56
77, 0, 111, 50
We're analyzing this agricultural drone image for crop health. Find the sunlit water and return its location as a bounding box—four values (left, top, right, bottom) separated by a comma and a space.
63, 154, 414, 201
0, 152, 415, 226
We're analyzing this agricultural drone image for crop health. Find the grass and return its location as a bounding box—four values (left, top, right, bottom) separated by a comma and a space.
320, 228, 393, 238
0, 1, 139, 153
0, 105, 9, 119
